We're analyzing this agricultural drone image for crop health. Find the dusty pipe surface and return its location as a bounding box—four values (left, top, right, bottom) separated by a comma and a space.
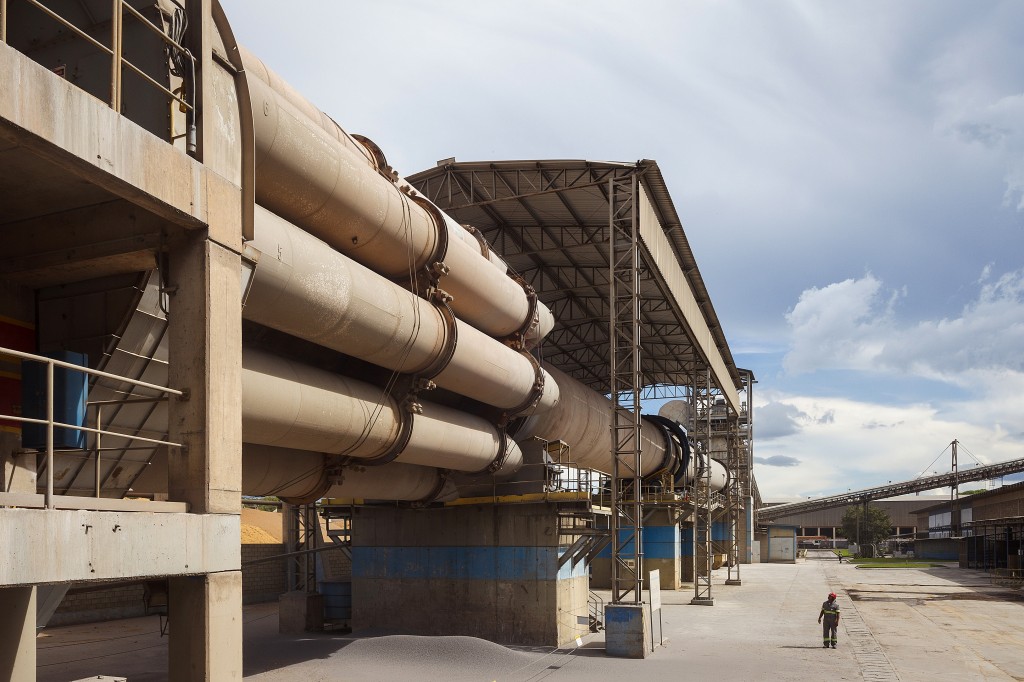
678, 456, 728, 491
242, 445, 457, 502
245, 207, 556, 413
517, 365, 728, 490
243, 62, 550, 340
241, 348, 520, 475
126, 438, 458, 502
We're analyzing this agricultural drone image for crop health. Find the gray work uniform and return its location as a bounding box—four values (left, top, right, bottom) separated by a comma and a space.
820, 599, 840, 647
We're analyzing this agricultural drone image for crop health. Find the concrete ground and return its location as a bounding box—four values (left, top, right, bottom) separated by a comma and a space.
37, 551, 1024, 681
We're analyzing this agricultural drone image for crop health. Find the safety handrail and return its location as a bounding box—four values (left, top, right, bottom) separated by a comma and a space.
0, 0, 196, 122
0, 345, 182, 509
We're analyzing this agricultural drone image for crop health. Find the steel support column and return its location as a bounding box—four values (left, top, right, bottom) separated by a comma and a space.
284, 503, 319, 593
691, 367, 714, 605
608, 172, 643, 605
725, 407, 742, 585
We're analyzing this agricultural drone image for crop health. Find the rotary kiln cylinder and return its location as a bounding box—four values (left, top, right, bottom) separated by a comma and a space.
241, 349, 523, 476
243, 445, 458, 503
517, 365, 728, 491
244, 206, 558, 414
242, 50, 553, 342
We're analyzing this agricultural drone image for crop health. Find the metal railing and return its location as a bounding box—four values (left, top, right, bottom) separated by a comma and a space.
0, 345, 182, 509
1, 0, 197, 147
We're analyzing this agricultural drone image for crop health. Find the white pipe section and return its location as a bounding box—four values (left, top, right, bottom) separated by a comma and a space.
516, 365, 666, 476
243, 445, 458, 503
518, 365, 727, 491
245, 207, 558, 414
243, 56, 552, 342
241, 348, 523, 477
129, 444, 456, 503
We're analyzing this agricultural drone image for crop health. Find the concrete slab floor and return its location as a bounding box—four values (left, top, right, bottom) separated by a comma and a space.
36, 552, 1024, 681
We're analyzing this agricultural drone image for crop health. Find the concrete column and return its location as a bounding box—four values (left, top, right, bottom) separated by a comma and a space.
166, 228, 242, 681
681, 523, 694, 581
169, 572, 243, 681
167, 231, 242, 513
0, 586, 36, 682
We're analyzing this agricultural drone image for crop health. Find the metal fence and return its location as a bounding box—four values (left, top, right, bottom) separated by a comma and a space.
0, 344, 182, 508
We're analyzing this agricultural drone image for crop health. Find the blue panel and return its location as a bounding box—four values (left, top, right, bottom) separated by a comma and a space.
320, 581, 352, 619
681, 527, 694, 557
595, 528, 646, 559
22, 351, 88, 450
643, 525, 680, 560
712, 522, 729, 542
353, 546, 584, 582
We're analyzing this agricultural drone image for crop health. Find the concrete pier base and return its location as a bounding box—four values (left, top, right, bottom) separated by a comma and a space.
592, 517, 683, 590
605, 603, 650, 658
352, 503, 589, 646
168, 572, 243, 681
279, 591, 324, 633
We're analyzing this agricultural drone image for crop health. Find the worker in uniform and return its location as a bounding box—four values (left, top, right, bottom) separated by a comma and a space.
818, 592, 840, 648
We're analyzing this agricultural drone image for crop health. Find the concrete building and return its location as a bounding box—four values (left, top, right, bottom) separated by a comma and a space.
764, 495, 947, 546
0, 1, 755, 676
913, 482, 1024, 569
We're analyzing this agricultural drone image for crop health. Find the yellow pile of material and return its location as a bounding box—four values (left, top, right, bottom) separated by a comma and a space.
241, 524, 279, 544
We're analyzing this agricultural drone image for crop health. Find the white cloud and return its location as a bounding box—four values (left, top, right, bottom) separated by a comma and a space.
764, 268, 1024, 498
782, 274, 896, 375
784, 269, 1024, 382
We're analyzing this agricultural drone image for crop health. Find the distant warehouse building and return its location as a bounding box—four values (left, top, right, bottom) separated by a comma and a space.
764, 495, 949, 546
913, 481, 1024, 570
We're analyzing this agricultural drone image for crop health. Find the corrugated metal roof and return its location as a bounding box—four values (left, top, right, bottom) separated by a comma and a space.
407, 159, 745, 398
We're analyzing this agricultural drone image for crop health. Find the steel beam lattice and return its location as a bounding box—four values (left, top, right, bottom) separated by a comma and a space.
691, 368, 714, 605
284, 503, 319, 593
608, 172, 644, 605
724, 404, 742, 586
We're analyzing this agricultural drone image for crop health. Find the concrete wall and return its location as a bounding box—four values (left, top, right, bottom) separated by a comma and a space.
241, 544, 286, 604
592, 521, 682, 590
50, 583, 146, 627
768, 526, 796, 563
352, 503, 589, 646
46, 543, 285, 626
915, 538, 960, 561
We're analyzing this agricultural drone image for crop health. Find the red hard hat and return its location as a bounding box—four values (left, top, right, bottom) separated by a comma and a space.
828, 592, 837, 599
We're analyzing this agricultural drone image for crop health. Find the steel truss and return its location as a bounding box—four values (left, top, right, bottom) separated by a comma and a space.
760, 452, 1024, 522
691, 368, 714, 605
284, 502, 319, 593
608, 172, 644, 604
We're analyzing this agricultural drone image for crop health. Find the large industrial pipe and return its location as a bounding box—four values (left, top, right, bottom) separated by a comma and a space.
517, 365, 728, 490
130, 445, 456, 504
244, 206, 557, 415
242, 54, 552, 342
243, 445, 458, 503
241, 348, 523, 476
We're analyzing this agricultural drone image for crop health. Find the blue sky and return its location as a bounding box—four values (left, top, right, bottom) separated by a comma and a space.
221, 0, 1024, 499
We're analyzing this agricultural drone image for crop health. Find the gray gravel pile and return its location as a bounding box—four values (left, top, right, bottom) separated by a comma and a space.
325, 634, 541, 681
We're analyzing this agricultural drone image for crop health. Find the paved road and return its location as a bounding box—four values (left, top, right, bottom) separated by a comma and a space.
37, 553, 1024, 681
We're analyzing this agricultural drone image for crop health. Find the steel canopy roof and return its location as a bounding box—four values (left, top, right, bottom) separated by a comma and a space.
407, 159, 745, 404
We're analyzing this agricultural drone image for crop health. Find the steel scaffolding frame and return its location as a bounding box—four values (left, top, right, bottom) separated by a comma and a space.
284, 502, 319, 593
691, 368, 714, 605
407, 160, 756, 608
608, 172, 644, 605
724, 406, 742, 586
